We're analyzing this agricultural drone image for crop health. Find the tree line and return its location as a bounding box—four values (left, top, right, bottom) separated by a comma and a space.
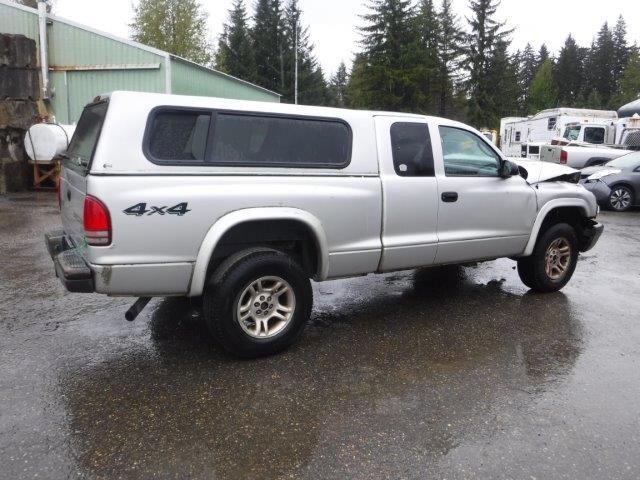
129, 0, 640, 129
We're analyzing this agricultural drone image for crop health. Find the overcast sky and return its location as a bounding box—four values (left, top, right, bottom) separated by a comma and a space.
53, 0, 640, 76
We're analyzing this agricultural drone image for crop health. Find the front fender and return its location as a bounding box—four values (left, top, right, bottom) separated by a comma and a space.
520, 196, 596, 257
188, 207, 329, 297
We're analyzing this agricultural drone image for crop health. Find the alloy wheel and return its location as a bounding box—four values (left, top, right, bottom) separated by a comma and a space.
236, 276, 296, 338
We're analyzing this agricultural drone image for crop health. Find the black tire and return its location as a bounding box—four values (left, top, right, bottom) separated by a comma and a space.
608, 185, 634, 212
203, 248, 312, 358
517, 223, 579, 293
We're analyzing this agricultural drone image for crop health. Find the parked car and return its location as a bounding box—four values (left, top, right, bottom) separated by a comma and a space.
581, 151, 640, 211
540, 143, 633, 169
46, 91, 603, 357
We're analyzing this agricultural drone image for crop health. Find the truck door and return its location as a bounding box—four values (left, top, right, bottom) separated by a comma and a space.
375, 116, 439, 271
433, 123, 537, 264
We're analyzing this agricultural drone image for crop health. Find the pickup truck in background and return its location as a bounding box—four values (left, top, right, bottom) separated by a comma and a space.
540, 143, 633, 169
46, 92, 603, 358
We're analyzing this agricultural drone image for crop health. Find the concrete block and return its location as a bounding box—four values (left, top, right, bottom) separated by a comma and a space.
0, 66, 40, 100
0, 100, 39, 130
0, 34, 38, 68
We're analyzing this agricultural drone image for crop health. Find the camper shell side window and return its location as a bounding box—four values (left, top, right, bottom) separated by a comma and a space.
143, 107, 353, 169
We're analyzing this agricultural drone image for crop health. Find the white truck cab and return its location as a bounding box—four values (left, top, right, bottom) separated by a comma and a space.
46, 92, 603, 357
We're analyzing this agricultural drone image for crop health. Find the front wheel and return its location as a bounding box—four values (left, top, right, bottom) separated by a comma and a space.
203, 248, 313, 358
608, 185, 634, 212
517, 223, 579, 293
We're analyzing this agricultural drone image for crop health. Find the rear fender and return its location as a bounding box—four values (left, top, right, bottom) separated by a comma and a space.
188, 208, 329, 297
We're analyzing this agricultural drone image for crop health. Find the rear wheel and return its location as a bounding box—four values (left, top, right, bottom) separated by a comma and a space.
517, 223, 579, 292
203, 248, 312, 358
608, 185, 634, 212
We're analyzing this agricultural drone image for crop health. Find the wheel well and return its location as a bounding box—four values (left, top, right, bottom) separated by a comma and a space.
584, 157, 609, 167
539, 207, 594, 250
608, 182, 636, 198
206, 220, 319, 280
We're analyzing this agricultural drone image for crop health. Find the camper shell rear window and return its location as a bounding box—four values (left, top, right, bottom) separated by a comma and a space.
143, 107, 353, 169
64, 100, 108, 174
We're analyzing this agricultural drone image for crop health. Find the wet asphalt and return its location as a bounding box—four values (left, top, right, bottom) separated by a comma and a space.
1, 192, 639, 479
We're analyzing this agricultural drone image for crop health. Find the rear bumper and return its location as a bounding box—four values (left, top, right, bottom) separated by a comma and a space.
579, 220, 604, 252
45, 230, 95, 293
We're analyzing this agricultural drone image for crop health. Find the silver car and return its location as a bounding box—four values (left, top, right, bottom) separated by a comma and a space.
581, 152, 640, 211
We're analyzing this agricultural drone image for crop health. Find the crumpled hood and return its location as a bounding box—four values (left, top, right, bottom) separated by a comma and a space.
508, 158, 580, 184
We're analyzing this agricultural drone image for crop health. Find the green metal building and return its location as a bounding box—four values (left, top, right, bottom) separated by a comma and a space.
0, 0, 279, 124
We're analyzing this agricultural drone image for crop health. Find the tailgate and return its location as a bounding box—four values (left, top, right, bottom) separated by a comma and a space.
540, 145, 561, 164
59, 101, 109, 248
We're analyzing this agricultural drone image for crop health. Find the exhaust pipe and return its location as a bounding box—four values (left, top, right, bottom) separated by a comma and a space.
125, 297, 151, 321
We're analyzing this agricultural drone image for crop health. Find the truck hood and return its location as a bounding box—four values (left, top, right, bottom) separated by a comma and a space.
509, 159, 580, 184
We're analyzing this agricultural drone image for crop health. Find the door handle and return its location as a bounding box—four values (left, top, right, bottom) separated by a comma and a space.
441, 192, 458, 203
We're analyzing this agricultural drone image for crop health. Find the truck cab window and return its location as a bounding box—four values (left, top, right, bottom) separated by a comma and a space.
584, 127, 605, 144
563, 125, 581, 141
390, 122, 434, 177
439, 126, 500, 177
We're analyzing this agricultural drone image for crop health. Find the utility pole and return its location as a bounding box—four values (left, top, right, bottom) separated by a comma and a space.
294, 22, 298, 105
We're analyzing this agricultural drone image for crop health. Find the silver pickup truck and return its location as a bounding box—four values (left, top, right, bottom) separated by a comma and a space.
46, 92, 603, 357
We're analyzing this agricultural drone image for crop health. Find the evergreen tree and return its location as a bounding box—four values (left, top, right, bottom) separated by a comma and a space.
252, 0, 284, 93
349, 0, 422, 111
529, 59, 558, 111
612, 52, 640, 107
415, 0, 440, 114
612, 15, 630, 92
436, 0, 465, 116
538, 44, 550, 67
465, 0, 512, 127
216, 0, 256, 82
582, 22, 615, 108
486, 39, 520, 121
518, 43, 538, 113
329, 62, 349, 107
555, 35, 582, 106
131, 0, 212, 66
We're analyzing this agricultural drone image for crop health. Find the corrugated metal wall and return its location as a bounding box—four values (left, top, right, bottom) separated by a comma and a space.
1, 0, 279, 124
0, 3, 39, 39
171, 58, 279, 103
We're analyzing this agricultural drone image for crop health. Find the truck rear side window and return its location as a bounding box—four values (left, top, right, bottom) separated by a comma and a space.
390, 122, 434, 177
584, 127, 605, 144
210, 113, 351, 168
148, 111, 211, 161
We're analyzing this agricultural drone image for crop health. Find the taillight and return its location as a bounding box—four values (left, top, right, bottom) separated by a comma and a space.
83, 195, 111, 246
560, 149, 568, 164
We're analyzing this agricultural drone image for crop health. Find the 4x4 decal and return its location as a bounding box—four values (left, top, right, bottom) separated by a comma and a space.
123, 202, 190, 216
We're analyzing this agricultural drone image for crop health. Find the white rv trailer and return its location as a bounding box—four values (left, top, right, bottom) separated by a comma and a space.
500, 108, 618, 158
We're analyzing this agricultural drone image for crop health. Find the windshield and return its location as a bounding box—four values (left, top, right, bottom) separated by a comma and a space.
66, 101, 108, 166
607, 152, 640, 169
563, 125, 581, 141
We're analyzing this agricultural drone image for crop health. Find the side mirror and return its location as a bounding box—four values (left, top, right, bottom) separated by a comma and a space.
500, 160, 520, 178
